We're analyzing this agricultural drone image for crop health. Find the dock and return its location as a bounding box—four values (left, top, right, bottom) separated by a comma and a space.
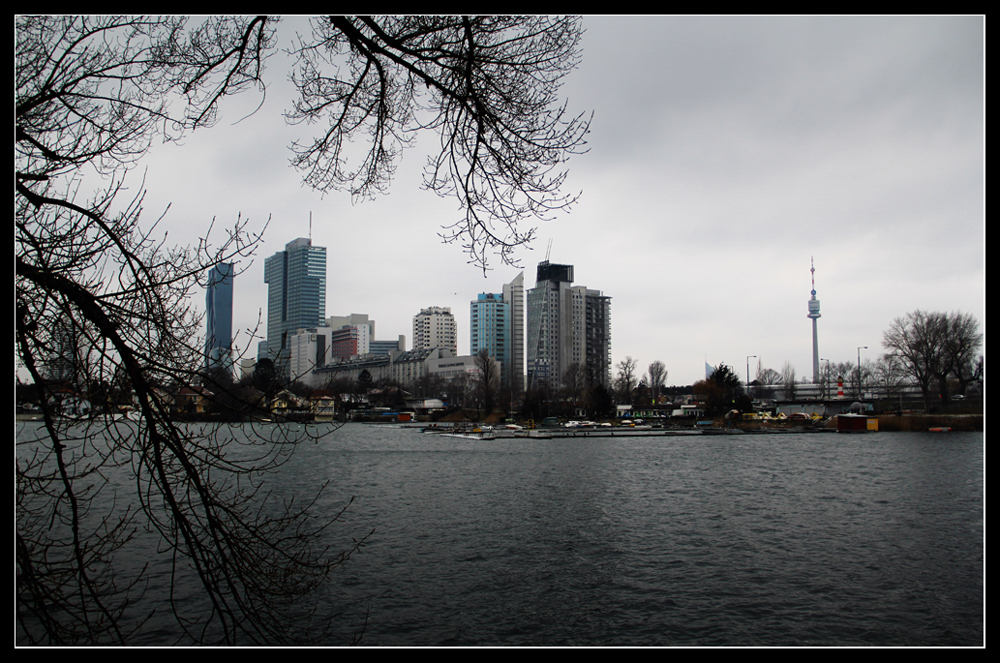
423, 425, 835, 440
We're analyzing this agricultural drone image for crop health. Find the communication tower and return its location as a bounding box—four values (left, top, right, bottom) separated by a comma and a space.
807, 257, 821, 384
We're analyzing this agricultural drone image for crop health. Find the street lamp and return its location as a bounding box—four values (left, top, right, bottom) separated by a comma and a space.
885, 352, 905, 410
857, 346, 868, 400
821, 358, 830, 400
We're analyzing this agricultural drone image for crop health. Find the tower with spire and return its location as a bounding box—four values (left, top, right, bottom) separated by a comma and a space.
807, 257, 821, 384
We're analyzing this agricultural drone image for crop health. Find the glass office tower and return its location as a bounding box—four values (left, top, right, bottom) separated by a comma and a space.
261, 238, 326, 377
205, 262, 234, 376
469, 271, 524, 391
470, 293, 511, 386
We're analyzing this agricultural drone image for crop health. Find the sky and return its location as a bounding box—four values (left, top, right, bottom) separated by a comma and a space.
129, 15, 984, 388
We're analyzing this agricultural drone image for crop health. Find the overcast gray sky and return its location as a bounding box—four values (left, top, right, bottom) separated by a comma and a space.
134, 15, 984, 387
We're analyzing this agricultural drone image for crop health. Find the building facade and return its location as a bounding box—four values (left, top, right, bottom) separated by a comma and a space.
470, 292, 511, 386
412, 307, 457, 356
526, 261, 611, 390
289, 326, 333, 385
328, 313, 404, 358
205, 262, 234, 376
583, 288, 612, 388
330, 324, 370, 360
469, 271, 524, 391
315, 347, 461, 389
260, 238, 326, 377
503, 272, 525, 393
369, 336, 406, 357
327, 313, 374, 341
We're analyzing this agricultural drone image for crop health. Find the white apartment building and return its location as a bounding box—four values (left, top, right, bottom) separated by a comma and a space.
413, 306, 457, 356
289, 326, 334, 386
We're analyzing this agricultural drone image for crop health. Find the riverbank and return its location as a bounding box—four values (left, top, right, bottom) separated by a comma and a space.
18, 411, 982, 432
874, 413, 983, 432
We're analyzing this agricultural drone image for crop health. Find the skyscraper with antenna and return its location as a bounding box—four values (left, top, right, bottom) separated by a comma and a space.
526, 259, 611, 390
259, 237, 327, 378
807, 257, 821, 384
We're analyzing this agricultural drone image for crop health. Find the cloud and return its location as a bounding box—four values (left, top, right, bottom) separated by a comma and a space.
116, 15, 982, 387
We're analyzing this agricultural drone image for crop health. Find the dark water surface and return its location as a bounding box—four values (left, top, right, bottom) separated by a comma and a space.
18, 423, 983, 646
297, 425, 983, 647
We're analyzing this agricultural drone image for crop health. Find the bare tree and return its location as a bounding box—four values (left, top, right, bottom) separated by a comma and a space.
780, 362, 797, 401
883, 310, 983, 408
287, 16, 590, 269
858, 359, 878, 400
447, 372, 474, 411
873, 353, 908, 405
561, 362, 588, 404
614, 356, 637, 405
16, 17, 340, 646
943, 311, 984, 398
647, 360, 667, 403
882, 311, 947, 408
754, 361, 781, 400
475, 349, 501, 417
17, 15, 589, 645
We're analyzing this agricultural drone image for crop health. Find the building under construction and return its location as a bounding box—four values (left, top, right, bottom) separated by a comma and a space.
526, 261, 611, 390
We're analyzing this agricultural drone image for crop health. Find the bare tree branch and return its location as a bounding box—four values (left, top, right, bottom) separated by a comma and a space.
287, 15, 591, 269
16, 16, 364, 646
17, 14, 590, 643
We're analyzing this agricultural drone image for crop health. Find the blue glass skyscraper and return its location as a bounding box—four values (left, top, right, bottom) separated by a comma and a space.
470, 292, 511, 384
470, 272, 524, 391
260, 238, 326, 377
205, 262, 234, 375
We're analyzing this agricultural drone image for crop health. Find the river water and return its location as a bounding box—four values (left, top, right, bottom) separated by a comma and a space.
17, 422, 983, 647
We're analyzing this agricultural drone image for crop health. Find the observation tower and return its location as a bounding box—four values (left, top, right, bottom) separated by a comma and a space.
807, 257, 821, 383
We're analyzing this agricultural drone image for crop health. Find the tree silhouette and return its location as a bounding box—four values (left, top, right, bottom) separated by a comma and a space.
883, 310, 983, 409
614, 356, 638, 404
288, 16, 591, 269
475, 349, 501, 417
17, 15, 589, 645
647, 360, 667, 403
695, 363, 747, 417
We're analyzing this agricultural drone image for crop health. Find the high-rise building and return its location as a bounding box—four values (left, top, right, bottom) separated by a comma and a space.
327, 313, 374, 341
413, 307, 457, 356
470, 272, 525, 391
503, 272, 525, 393
260, 238, 326, 377
205, 262, 234, 376
330, 324, 370, 360
470, 292, 511, 384
327, 313, 404, 358
583, 287, 612, 388
289, 326, 332, 385
527, 261, 611, 389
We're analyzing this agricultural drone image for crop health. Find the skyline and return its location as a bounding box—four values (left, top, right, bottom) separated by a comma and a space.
117, 16, 982, 387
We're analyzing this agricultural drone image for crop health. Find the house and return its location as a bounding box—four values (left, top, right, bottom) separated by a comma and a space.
175, 386, 214, 414
311, 395, 337, 421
